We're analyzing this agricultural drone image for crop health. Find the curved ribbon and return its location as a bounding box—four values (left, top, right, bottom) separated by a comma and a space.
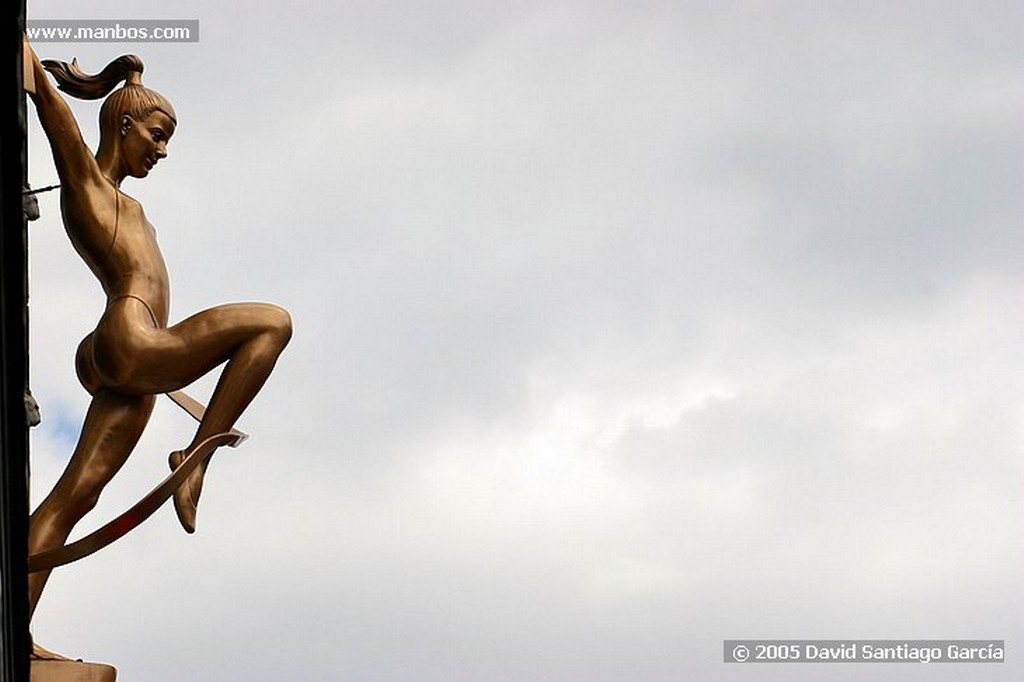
28, 431, 239, 573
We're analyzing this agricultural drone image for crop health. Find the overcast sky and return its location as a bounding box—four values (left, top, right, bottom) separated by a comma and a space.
22, 2, 1024, 680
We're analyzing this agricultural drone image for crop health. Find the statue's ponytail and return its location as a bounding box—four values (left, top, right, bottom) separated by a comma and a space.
42, 55, 145, 99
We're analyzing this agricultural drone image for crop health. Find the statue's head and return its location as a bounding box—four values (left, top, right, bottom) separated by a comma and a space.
44, 55, 177, 178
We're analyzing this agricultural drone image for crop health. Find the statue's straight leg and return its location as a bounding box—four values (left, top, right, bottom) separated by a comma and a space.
27, 391, 155, 617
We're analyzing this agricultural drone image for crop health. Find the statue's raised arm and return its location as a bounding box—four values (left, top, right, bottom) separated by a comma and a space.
24, 39, 108, 195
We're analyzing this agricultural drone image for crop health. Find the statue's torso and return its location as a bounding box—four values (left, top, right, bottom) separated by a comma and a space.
61, 186, 170, 326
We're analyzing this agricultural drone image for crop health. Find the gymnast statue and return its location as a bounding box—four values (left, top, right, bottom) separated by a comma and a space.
24, 39, 292, 624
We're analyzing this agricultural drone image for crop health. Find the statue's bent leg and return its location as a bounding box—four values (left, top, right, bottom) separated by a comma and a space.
28, 390, 155, 619
97, 302, 292, 532
170, 304, 292, 532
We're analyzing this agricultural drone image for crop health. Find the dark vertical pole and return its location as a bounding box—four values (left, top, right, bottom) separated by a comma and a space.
0, 0, 31, 679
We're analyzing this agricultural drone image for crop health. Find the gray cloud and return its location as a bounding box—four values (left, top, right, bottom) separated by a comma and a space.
25, 2, 1024, 680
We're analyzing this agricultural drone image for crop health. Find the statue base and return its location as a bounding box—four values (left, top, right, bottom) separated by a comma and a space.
31, 659, 117, 681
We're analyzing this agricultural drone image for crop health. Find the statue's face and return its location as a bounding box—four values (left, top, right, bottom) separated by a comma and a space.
120, 110, 176, 178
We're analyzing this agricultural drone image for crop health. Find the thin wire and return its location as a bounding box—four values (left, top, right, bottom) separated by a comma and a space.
22, 184, 60, 195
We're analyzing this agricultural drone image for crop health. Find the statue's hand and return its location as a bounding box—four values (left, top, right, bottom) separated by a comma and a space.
23, 35, 37, 95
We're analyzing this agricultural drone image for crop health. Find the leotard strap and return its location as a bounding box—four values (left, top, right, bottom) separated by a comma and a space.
109, 292, 158, 326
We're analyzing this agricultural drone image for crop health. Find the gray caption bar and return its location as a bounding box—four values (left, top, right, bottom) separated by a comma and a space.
724, 640, 1004, 663
27, 20, 199, 43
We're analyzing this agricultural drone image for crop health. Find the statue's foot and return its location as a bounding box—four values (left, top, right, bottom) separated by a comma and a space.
169, 450, 204, 534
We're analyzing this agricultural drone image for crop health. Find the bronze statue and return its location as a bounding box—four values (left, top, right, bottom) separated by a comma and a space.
23, 38, 292, 633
